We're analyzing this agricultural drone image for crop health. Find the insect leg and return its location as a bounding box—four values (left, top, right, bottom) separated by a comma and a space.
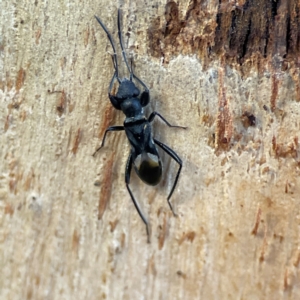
107, 71, 122, 110
133, 74, 149, 95
153, 139, 183, 216
131, 62, 149, 106
138, 78, 150, 107
129, 58, 133, 81
108, 71, 117, 94
149, 112, 187, 129
125, 152, 151, 242
93, 126, 124, 156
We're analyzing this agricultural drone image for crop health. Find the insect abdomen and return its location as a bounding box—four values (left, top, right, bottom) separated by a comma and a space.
134, 152, 162, 186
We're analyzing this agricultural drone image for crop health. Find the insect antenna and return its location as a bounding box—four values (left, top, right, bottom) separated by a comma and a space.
117, 9, 149, 92
117, 9, 131, 76
95, 15, 121, 83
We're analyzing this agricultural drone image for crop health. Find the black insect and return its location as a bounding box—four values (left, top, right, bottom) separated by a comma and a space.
94, 9, 185, 241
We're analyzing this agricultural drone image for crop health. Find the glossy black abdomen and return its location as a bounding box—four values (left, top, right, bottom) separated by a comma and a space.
124, 117, 162, 186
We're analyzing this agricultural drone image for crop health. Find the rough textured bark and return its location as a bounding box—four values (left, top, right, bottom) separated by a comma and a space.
1, 0, 300, 299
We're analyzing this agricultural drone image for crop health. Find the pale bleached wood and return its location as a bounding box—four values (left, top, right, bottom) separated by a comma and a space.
1, 0, 300, 299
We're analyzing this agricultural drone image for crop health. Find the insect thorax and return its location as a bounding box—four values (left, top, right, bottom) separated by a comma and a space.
121, 98, 143, 118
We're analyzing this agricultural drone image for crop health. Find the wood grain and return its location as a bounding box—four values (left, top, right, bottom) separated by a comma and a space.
1, 0, 300, 299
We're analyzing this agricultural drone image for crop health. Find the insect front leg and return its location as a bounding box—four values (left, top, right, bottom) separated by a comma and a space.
140, 89, 150, 107
93, 126, 124, 156
153, 139, 183, 216
125, 152, 151, 243
108, 72, 122, 110
132, 73, 149, 107
148, 112, 187, 129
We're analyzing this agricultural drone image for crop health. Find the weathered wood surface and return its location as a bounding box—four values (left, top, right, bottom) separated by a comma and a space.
1, 0, 300, 299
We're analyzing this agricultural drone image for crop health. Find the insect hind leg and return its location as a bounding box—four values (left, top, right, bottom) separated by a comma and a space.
153, 139, 183, 216
125, 152, 151, 242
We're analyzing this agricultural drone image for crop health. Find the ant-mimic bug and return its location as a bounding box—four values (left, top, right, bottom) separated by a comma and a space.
93, 9, 186, 241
